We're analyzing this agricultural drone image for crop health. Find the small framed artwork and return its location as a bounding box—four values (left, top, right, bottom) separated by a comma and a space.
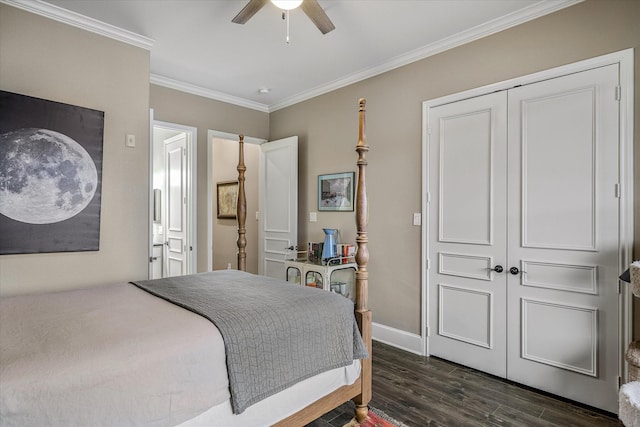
318, 172, 355, 212
217, 181, 238, 219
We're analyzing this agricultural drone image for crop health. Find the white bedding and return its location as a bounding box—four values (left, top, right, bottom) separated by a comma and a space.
0, 282, 360, 426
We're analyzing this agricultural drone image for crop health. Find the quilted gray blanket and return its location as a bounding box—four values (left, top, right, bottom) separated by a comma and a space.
132, 270, 367, 414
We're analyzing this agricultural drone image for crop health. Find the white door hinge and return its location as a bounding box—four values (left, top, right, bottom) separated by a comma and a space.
426, 259, 431, 270
426, 325, 430, 337
615, 183, 621, 199
426, 191, 431, 203
615, 86, 621, 101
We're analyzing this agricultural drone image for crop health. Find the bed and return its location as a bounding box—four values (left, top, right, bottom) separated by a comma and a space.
0, 99, 372, 426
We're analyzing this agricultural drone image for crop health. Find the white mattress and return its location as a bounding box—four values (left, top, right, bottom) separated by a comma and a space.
0, 282, 360, 426
180, 360, 360, 427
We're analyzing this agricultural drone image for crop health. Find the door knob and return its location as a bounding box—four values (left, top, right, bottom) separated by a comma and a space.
510, 267, 526, 275
487, 265, 503, 273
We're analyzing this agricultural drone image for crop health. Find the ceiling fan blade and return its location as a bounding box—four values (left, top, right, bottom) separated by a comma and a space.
301, 0, 335, 34
232, 0, 269, 24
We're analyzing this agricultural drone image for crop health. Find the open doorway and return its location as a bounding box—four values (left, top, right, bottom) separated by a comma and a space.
207, 130, 264, 273
150, 120, 197, 279
206, 130, 298, 279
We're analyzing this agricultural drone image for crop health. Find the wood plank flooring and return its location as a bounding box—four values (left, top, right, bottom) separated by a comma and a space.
308, 341, 622, 427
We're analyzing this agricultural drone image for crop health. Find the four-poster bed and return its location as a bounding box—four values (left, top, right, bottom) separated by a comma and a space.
0, 99, 372, 426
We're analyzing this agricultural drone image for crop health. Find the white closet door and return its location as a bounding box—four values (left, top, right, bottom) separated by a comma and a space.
506, 64, 620, 413
428, 63, 620, 413
428, 91, 508, 377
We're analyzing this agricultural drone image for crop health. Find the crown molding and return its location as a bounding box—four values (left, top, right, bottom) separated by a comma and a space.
150, 74, 270, 113
1, 0, 154, 50
269, 0, 583, 111
2, 0, 582, 113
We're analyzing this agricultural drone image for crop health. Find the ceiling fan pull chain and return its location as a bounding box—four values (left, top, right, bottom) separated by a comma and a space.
286, 9, 291, 44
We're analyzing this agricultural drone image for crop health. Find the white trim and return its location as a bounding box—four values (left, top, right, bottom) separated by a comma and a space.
152, 120, 198, 275
372, 322, 424, 356
148, 109, 155, 279
1, 0, 153, 50
269, 0, 583, 112
619, 49, 635, 382
207, 130, 266, 272
421, 49, 634, 372
151, 75, 270, 113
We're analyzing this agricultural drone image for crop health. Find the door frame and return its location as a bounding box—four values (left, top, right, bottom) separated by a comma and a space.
148, 113, 197, 277
421, 49, 634, 378
206, 130, 266, 271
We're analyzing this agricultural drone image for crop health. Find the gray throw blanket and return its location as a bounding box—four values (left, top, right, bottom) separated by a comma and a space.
132, 270, 368, 414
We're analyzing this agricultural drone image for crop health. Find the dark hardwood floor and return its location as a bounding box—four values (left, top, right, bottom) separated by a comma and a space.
308, 341, 622, 427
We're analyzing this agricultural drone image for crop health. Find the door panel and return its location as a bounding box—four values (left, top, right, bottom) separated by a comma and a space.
519, 87, 597, 250
438, 284, 494, 348
520, 298, 598, 376
439, 109, 495, 245
259, 136, 298, 280
507, 64, 620, 413
165, 133, 187, 277
428, 91, 508, 377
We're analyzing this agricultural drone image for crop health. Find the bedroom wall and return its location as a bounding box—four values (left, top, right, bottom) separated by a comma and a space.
149, 85, 269, 274
0, 4, 150, 296
269, 0, 640, 335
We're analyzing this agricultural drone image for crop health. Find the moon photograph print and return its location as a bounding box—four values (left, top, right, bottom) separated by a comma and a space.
0, 91, 104, 255
0, 128, 98, 224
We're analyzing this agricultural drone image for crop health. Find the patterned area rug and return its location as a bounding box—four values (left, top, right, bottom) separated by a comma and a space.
343, 407, 410, 427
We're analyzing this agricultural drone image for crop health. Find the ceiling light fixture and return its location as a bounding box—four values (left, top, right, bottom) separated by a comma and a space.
271, 0, 303, 10
258, 88, 271, 94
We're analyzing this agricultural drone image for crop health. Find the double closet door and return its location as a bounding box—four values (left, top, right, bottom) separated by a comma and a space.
427, 64, 620, 413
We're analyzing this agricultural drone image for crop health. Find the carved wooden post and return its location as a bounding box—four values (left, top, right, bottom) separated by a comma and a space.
237, 135, 247, 272
353, 98, 372, 422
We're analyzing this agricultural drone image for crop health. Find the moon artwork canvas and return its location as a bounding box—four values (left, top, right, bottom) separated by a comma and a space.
0, 91, 104, 255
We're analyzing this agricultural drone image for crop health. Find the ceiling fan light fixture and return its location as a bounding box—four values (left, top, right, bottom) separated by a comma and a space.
271, 0, 303, 11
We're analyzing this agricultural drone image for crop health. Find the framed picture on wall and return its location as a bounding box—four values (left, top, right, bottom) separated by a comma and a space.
217, 181, 238, 219
318, 172, 355, 212
0, 90, 105, 255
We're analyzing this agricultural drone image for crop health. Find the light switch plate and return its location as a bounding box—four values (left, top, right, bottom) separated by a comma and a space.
309, 212, 317, 222
126, 134, 135, 147
413, 212, 421, 226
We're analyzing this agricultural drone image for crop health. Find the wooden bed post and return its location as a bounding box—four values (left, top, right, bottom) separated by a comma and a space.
271, 99, 373, 427
353, 98, 372, 423
237, 134, 247, 272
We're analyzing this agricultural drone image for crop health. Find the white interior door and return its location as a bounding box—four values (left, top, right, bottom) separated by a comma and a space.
428, 91, 508, 377
428, 64, 620, 412
258, 136, 298, 279
164, 133, 188, 277
506, 64, 620, 413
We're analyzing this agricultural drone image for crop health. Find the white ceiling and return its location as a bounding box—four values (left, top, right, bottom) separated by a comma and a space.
14, 0, 580, 111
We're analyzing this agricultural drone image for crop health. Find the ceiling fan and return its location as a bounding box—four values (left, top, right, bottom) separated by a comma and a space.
232, 0, 335, 35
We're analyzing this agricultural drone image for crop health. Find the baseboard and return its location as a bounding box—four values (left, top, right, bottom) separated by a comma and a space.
372, 322, 424, 356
